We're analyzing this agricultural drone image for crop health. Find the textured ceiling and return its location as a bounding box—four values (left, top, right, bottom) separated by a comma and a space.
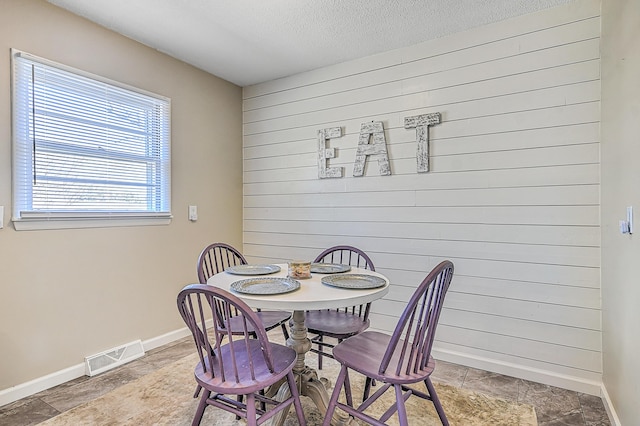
47, 0, 574, 87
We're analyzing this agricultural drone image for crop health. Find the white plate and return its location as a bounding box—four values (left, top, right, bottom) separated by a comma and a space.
230, 277, 300, 295
321, 274, 386, 289
225, 264, 281, 275
310, 263, 351, 274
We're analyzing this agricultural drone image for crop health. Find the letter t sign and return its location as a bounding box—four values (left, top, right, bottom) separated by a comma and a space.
404, 112, 441, 173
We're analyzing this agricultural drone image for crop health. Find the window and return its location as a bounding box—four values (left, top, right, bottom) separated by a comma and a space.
11, 50, 171, 230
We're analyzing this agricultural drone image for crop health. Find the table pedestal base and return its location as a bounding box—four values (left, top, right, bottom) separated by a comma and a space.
269, 310, 353, 426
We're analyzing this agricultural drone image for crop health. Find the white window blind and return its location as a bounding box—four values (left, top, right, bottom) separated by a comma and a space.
12, 50, 171, 230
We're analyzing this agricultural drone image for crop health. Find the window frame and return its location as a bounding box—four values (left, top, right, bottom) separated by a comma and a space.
11, 49, 172, 231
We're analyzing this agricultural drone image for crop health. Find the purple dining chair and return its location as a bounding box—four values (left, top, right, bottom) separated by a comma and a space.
322, 260, 455, 426
197, 242, 291, 340
305, 245, 376, 371
177, 284, 306, 426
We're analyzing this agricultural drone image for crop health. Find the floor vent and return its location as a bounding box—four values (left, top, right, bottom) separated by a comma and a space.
84, 340, 145, 376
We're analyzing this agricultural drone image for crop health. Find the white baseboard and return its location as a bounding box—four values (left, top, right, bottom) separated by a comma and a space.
1, 324, 620, 426
435, 346, 620, 425
0, 324, 193, 408
0, 362, 86, 408
431, 347, 603, 396
141, 325, 192, 352
600, 384, 622, 426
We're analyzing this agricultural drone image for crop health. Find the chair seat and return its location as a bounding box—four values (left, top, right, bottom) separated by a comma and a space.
305, 310, 370, 338
333, 331, 435, 385
195, 339, 297, 393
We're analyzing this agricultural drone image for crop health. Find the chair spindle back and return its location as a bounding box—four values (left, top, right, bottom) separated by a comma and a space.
197, 242, 247, 284
314, 245, 375, 271
177, 284, 275, 384
314, 245, 376, 317
379, 261, 454, 377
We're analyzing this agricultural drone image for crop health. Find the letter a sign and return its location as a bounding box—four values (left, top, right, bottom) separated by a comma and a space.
353, 121, 391, 177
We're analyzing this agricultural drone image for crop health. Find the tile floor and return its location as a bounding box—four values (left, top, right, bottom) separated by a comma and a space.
0, 334, 611, 426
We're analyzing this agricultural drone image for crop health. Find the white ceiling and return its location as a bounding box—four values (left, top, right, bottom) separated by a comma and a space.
47, 0, 574, 87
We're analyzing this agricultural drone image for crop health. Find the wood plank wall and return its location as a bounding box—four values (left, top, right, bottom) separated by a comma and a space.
242, 0, 601, 393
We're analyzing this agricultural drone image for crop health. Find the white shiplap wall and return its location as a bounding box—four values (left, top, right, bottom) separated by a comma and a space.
242, 0, 601, 394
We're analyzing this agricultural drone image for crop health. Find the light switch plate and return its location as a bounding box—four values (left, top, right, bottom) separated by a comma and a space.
188, 205, 198, 221
620, 220, 630, 234
0, 206, 3, 228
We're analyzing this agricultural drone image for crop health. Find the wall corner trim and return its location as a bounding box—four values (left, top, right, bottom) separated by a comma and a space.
600, 383, 622, 426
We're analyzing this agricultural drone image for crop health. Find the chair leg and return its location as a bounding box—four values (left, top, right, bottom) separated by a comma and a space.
246, 392, 257, 426
317, 335, 324, 370
192, 389, 210, 426
394, 384, 409, 426
280, 323, 290, 340
259, 389, 266, 412
287, 371, 307, 425
193, 384, 202, 398
425, 377, 449, 426
363, 377, 372, 401
322, 365, 348, 426
236, 394, 244, 420
344, 369, 353, 407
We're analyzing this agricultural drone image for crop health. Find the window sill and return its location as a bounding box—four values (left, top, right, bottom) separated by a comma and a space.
12, 212, 172, 231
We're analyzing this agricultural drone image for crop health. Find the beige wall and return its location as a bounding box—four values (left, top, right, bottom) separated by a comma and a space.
0, 0, 242, 389
601, 0, 640, 424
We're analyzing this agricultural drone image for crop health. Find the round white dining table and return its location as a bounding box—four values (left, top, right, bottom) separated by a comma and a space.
207, 263, 389, 426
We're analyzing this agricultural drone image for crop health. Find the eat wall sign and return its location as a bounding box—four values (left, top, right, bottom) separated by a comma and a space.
317, 112, 441, 179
